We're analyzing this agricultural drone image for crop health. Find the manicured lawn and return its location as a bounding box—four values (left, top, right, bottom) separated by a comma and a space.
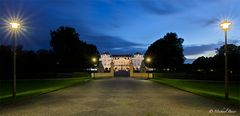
151, 78, 240, 104
0, 77, 91, 102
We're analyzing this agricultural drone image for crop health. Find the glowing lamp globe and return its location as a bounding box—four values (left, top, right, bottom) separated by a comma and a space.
10, 22, 20, 29
146, 57, 151, 63
220, 21, 231, 31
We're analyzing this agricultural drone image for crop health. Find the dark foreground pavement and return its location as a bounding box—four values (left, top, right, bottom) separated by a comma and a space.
0, 77, 239, 116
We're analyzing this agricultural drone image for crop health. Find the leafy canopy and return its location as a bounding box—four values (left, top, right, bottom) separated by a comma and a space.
50, 26, 99, 69
145, 32, 185, 70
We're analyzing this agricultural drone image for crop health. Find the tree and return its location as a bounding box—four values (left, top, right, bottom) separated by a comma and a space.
192, 44, 240, 75
50, 26, 80, 68
214, 44, 240, 71
145, 32, 185, 70
36, 49, 57, 72
216, 44, 240, 55
50, 26, 99, 70
192, 56, 214, 70
0, 45, 13, 79
17, 50, 38, 72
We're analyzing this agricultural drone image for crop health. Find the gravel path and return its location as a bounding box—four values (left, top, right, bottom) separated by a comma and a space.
0, 77, 239, 116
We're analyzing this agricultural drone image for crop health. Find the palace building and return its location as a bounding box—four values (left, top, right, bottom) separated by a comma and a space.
99, 52, 144, 71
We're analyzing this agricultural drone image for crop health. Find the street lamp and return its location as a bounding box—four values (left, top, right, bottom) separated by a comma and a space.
146, 57, 151, 63
146, 57, 151, 79
92, 57, 97, 79
10, 22, 20, 98
92, 57, 97, 63
220, 20, 231, 99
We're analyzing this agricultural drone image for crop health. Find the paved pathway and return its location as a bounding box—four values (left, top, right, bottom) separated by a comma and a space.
0, 77, 239, 116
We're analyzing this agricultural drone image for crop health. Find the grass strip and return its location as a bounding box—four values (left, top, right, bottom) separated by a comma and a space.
0, 77, 91, 103
151, 78, 240, 105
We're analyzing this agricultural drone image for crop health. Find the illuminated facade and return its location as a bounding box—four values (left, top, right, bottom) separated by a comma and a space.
99, 52, 144, 71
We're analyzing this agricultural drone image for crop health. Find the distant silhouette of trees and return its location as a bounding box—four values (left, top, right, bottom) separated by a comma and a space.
145, 32, 185, 71
0, 45, 13, 78
0, 45, 57, 79
50, 26, 99, 70
216, 44, 240, 55
214, 44, 240, 71
36, 49, 57, 72
0, 26, 100, 79
193, 44, 240, 71
192, 56, 214, 70
192, 44, 240, 80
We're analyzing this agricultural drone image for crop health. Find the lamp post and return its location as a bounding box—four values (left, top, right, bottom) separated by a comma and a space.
10, 22, 20, 98
146, 57, 151, 79
220, 20, 231, 99
92, 57, 97, 79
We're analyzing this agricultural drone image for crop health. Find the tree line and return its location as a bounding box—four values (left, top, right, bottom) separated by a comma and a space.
1, 26, 239, 80
0, 26, 99, 79
144, 32, 239, 80
192, 44, 240, 74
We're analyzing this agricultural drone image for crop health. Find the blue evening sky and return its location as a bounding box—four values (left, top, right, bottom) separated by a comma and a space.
0, 0, 240, 63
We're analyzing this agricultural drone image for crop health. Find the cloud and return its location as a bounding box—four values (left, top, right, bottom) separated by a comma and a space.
183, 43, 219, 64
109, 47, 146, 55
139, 0, 196, 15
202, 18, 220, 27
185, 50, 216, 59
185, 59, 196, 64
81, 35, 146, 54
183, 39, 240, 63
184, 43, 220, 55
139, 0, 180, 15
139, 0, 177, 15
